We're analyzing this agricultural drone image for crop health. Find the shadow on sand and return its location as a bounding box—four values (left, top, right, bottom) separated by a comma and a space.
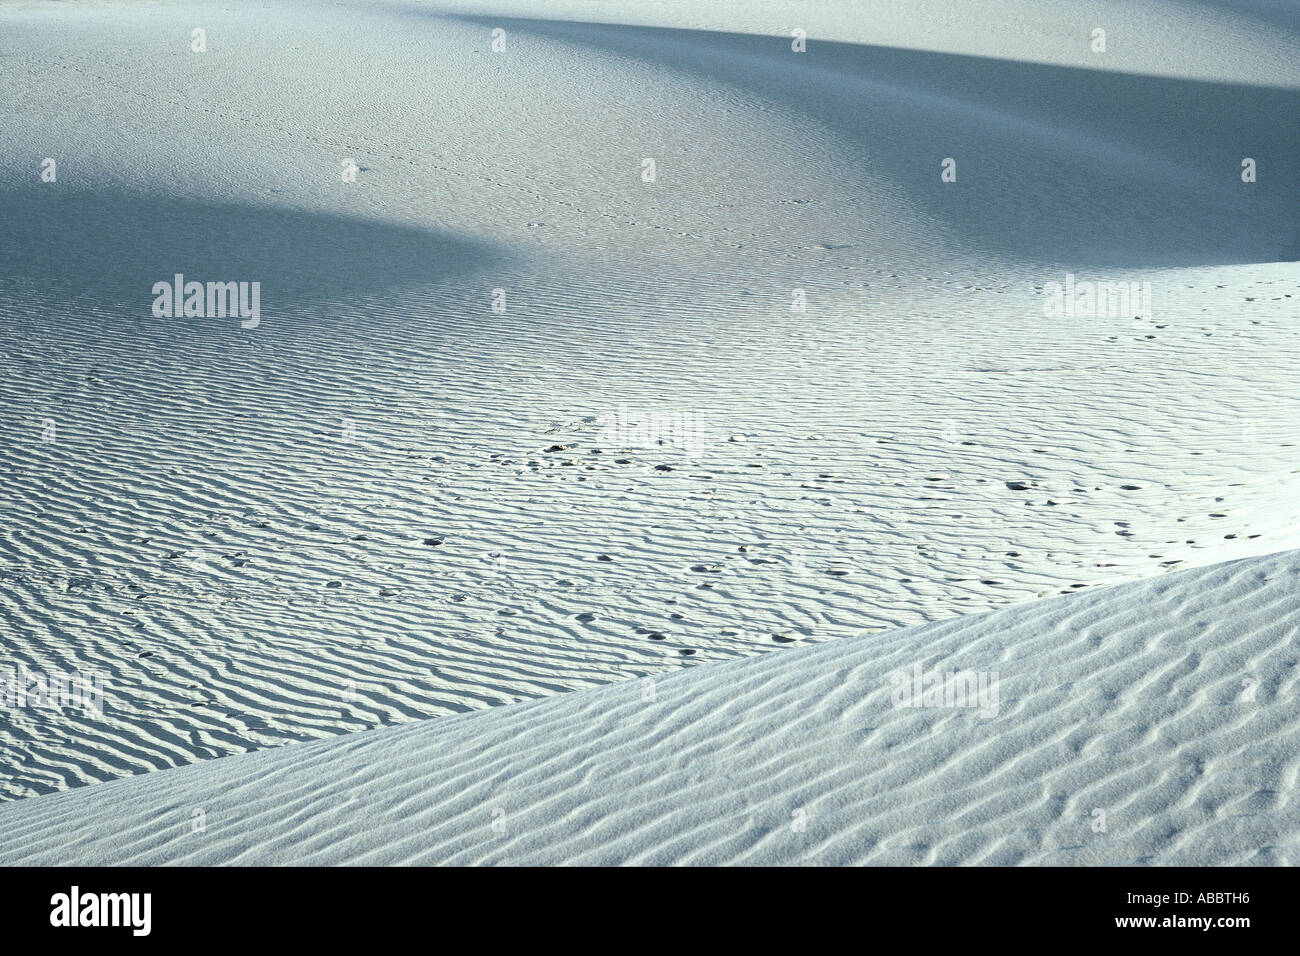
433, 13, 1299, 269
0, 187, 508, 321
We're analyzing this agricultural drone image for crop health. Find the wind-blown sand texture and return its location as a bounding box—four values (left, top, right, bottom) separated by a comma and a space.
0, 0, 1296, 864
0, 551, 1296, 865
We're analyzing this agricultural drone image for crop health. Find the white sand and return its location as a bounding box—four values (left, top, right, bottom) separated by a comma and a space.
0, 0, 1297, 860
0, 549, 1296, 865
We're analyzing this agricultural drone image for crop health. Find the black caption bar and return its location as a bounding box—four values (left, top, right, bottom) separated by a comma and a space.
0, 866, 1290, 944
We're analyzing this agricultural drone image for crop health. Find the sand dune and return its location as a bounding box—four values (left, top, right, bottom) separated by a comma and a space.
0, 549, 1296, 865
1, 0, 1297, 865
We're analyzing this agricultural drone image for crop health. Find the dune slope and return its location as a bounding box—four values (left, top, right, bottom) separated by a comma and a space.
0, 549, 1295, 866
1, 0, 1297, 804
